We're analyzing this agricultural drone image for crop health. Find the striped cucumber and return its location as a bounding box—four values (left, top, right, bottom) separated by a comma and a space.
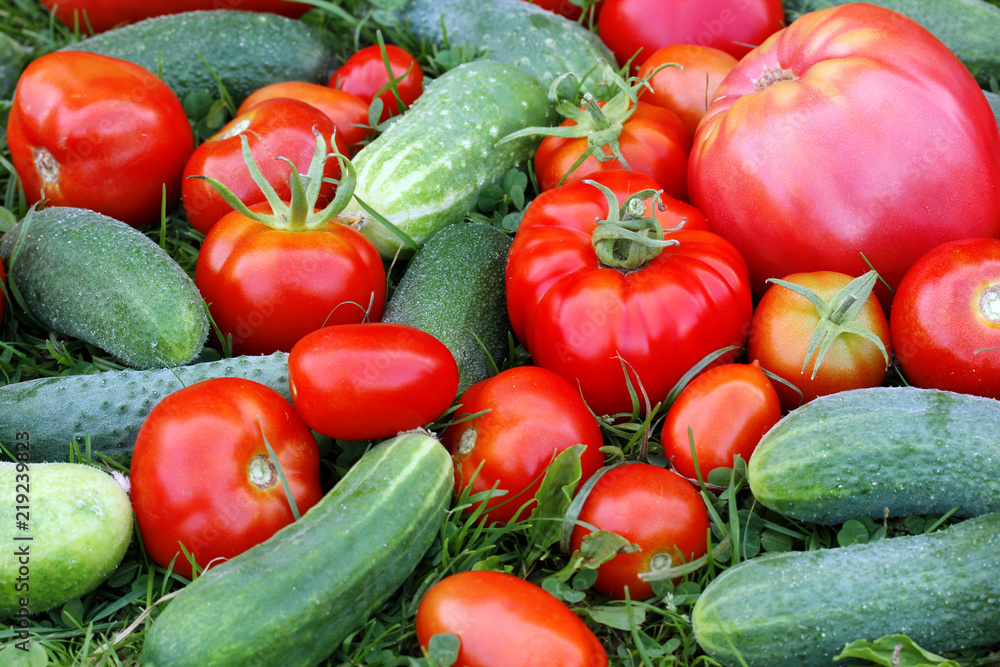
339, 59, 554, 258
142, 431, 453, 667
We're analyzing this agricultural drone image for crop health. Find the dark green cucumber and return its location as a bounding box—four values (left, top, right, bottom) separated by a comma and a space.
0, 353, 288, 463
60, 10, 337, 106
693, 512, 1000, 667
0, 206, 209, 370
142, 431, 453, 667
382, 221, 512, 395
747, 386, 1000, 525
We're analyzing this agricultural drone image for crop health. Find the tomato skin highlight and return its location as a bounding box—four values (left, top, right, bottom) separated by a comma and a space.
415, 570, 608, 667
329, 44, 424, 122
288, 323, 459, 442
130, 378, 323, 581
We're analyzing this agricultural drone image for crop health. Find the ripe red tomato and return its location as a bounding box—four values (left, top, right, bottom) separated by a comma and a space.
287, 323, 459, 441
748, 271, 892, 412
661, 360, 781, 481
181, 97, 346, 236
440, 365, 606, 524
637, 44, 739, 138
39, 0, 311, 33
569, 462, 710, 600
525, 0, 602, 21
6, 51, 194, 228
415, 570, 608, 667
329, 44, 424, 123
688, 4, 1000, 309
890, 237, 1000, 400
598, 0, 784, 68
130, 377, 323, 580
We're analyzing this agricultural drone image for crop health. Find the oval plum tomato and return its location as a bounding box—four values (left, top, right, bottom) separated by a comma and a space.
329, 44, 424, 123
598, 0, 784, 69
637, 44, 739, 138
415, 570, 608, 667
39, 0, 311, 33
440, 365, 605, 524
288, 323, 459, 441
748, 270, 892, 412
6, 51, 194, 228
569, 462, 710, 600
688, 5, 1000, 309
130, 377, 323, 580
661, 360, 781, 481
181, 97, 346, 236
890, 238, 1000, 400
237, 81, 373, 156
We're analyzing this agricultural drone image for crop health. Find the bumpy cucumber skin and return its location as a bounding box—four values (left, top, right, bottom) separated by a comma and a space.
0, 353, 288, 463
0, 206, 209, 370
747, 386, 1000, 525
142, 431, 454, 667
0, 463, 133, 616
339, 59, 554, 258
692, 512, 1000, 667
382, 221, 512, 395
60, 10, 337, 105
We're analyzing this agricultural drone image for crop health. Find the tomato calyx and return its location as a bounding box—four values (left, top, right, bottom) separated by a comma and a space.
753, 66, 799, 93
587, 179, 678, 270
247, 453, 278, 490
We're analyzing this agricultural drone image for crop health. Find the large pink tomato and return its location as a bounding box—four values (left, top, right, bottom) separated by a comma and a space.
688, 4, 1000, 309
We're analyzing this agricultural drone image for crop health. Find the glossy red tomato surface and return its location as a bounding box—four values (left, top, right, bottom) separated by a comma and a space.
329, 44, 424, 122
288, 323, 459, 441
130, 378, 322, 580
40, 0, 311, 33
441, 365, 606, 524
415, 570, 608, 667
890, 237, 1000, 400
6, 51, 194, 228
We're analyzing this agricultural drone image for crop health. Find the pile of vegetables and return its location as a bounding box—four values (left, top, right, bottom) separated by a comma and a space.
2, 0, 1000, 665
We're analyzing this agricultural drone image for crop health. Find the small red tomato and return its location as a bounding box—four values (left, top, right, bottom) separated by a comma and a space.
130, 378, 323, 580
661, 360, 781, 481
441, 365, 606, 524
525, 0, 602, 21
890, 237, 1000, 399
569, 463, 710, 600
415, 570, 608, 667
329, 44, 424, 122
288, 323, 459, 441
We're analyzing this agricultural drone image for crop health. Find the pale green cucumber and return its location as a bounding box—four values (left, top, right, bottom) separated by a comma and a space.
339, 59, 554, 258
142, 431, 453, 667
0, 206, 209, 370
0, 352, 288, 463
0, 462, 133, 616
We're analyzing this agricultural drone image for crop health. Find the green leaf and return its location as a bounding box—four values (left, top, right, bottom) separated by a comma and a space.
528, 444, 585, 551
426, 633, 460, 667
834, 634, 962, 666
584, 602, 647, 631
837, 519, 871, 547
0, 642, 50, 667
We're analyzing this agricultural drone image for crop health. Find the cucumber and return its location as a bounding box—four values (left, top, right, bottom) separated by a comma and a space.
60, 10, 337, 106
142, 430, 453, 667
692, 512, 1000, 667
747, 386, 1000, 525
338, 59, 554, 258
0, 206, 209, 370
1, 462, 133, 616
379, 0, 614, 97
0, 352, 288, 463
382, 221, 512, 395
784, 0, 1000, 87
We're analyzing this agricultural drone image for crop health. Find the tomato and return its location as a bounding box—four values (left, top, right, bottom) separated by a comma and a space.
6, 51, 194, 228
598, 0, 784, 68
525, 0, 602, 21
661, 361, 781, 481
39, 0, 311, 33
569, 462, 710, 600
329, 44, 424, 123
287, 323, 459, 441
440, 366, 605, 524
534, 100, 691, 201
181, 97, 346, 236
748, 270, 892, 412
688, 5, 1000, 309
890, 238, 1000, 400
637, 44, 739, 138
415, 570, 608, 667
130, 377, 322, 580
237, 81, 373, 156
506, 172, 751, 417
